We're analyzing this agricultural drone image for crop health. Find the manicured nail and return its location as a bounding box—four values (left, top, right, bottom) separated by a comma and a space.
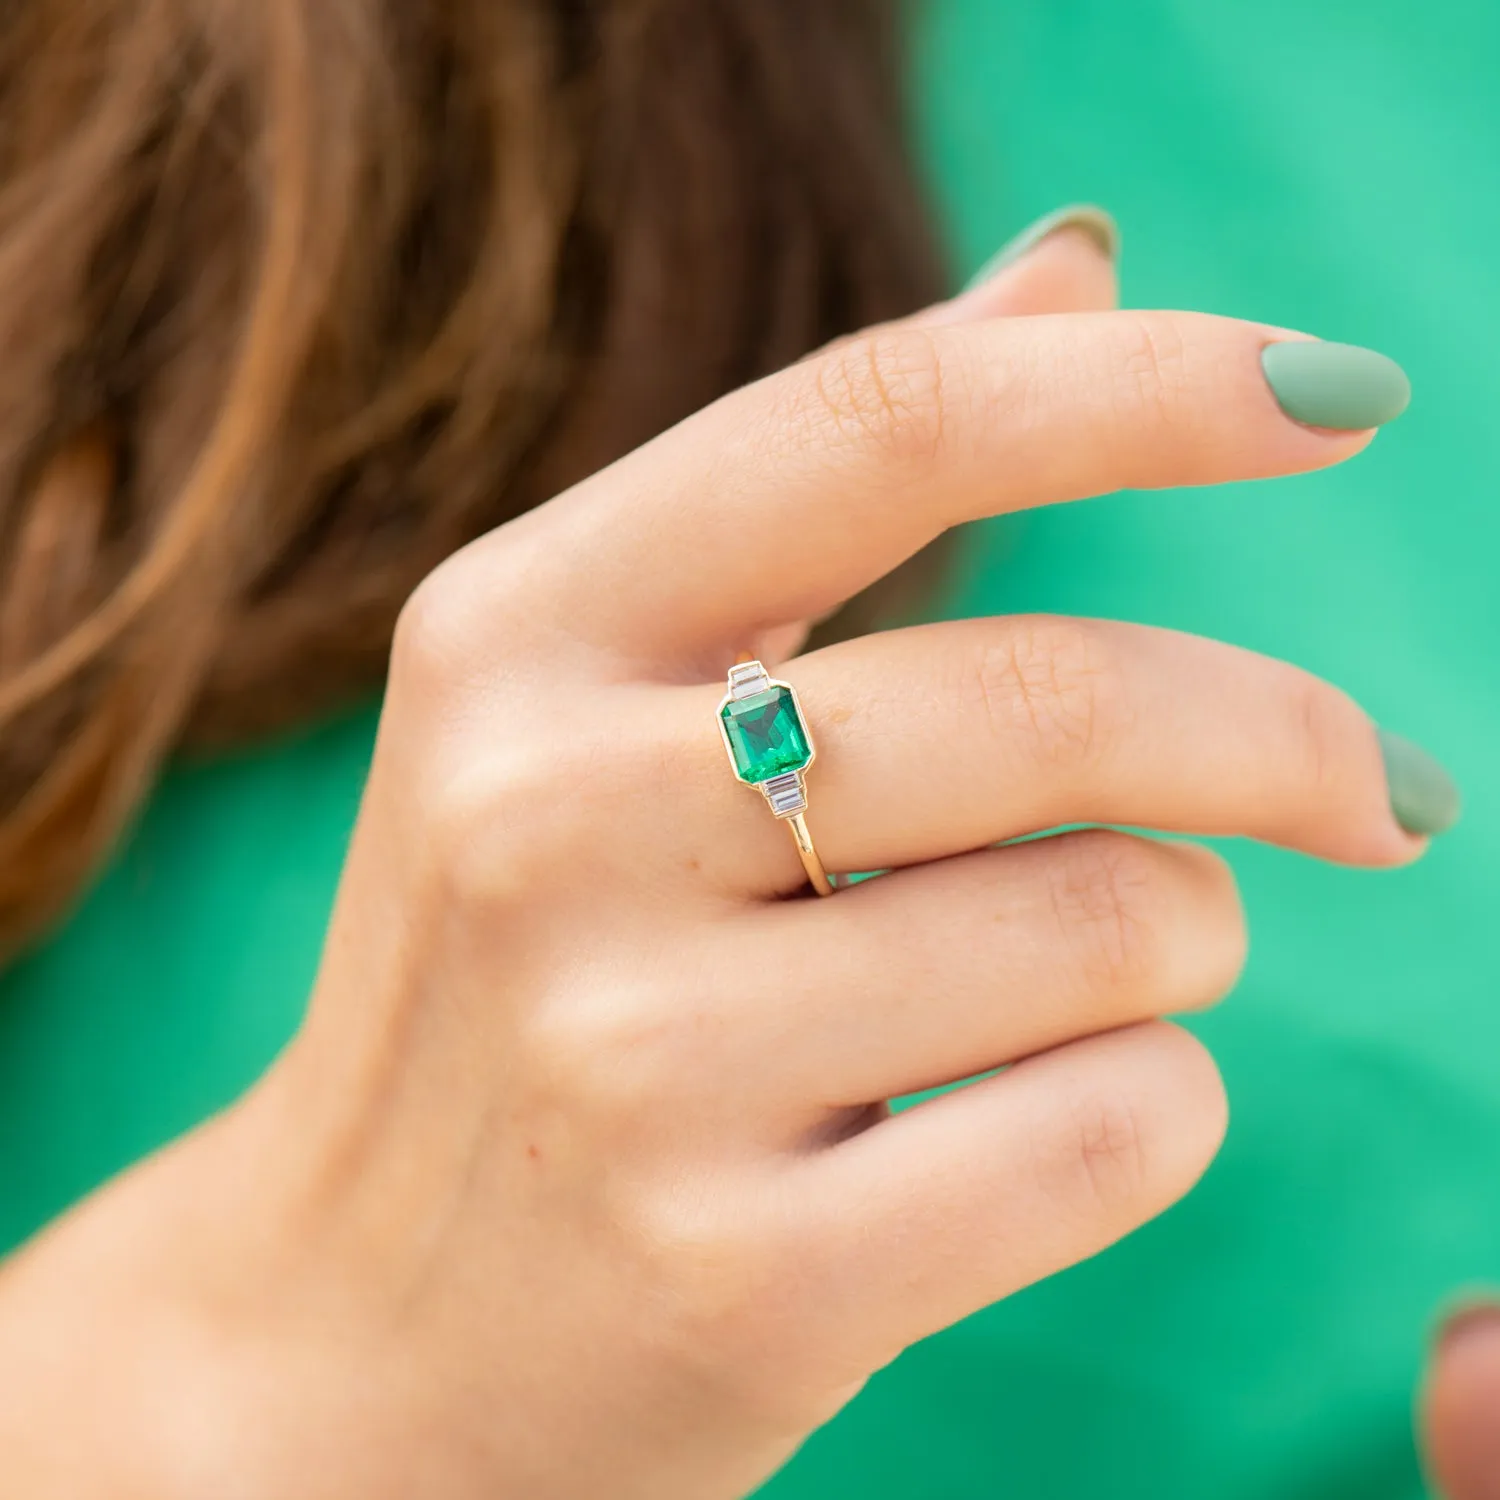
1433, 1295, 1500, 1354
964, 204, 1120, 290
1380, 729, 1461, 838
1261, 340, 1411, 430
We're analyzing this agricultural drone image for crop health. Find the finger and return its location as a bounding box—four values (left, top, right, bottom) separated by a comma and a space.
821, 208, 1119, 355
769, 221, 1120, 661
670, 615, 1417, 896
512, 310, 1400, 658
1422, 1303, 1500, 1500
917, 220, 1119, 324
779, 1022, 1226, 1376
727, 832, 1243, 1111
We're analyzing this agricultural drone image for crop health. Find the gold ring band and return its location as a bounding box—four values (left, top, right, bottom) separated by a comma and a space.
716, 658, 835, 897
785, 811, 834, 896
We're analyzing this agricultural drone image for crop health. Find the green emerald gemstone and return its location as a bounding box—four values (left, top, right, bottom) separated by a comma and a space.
721, 685, 812, 784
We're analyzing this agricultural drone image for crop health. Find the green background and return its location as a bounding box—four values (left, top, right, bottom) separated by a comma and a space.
2, 1, 1497, 1495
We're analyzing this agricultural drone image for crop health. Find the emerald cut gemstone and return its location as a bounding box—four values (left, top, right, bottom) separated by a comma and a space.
721, 685, 812, 784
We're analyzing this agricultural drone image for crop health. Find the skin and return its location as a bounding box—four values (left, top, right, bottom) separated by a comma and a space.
0, 229, 1444, 1496
1423, 1309, 1500, 1498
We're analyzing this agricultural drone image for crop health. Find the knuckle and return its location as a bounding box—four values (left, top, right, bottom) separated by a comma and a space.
1286, 670, 1354, 801
391, 565, 476, 699
625, 1198, 814, 1403
973, 618, 1116, 773
426, 741, 600, 907
391, 545, 537, 705
1033, 1027, 1226, 1226
1047, 830, 1164, 992
652, 1220, 777, 1346
424, 761, 534, 908
501, 1031, 826, 1411
1113, 311, 1195, 427
1064, 1088, 1150, 1215
802, 328, 951, 471
517, 993, 676, 1129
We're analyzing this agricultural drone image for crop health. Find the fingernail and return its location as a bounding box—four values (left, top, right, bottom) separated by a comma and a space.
964, 204, 1120, 290
1261, 340, 1411, 430
1380, 729, 1461, 838
1433, 1294, 1500, 1353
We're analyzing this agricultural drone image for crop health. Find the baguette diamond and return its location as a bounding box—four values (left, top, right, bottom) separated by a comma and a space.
760, 772, 807, 818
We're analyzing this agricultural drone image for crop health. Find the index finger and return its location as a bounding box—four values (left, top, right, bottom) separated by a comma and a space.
501, 312, 1408, 662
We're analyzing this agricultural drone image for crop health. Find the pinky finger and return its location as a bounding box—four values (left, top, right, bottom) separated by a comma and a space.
785, 1022, 1227, 1377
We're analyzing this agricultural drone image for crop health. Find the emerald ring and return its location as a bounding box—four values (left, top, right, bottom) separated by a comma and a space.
717, 659, 835, 897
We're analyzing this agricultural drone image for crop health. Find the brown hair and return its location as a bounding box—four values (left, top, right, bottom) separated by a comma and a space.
0, 0, 943, 951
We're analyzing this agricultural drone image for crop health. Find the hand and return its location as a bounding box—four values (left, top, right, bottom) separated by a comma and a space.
1423, 1303, 1500, 1499
0, 226, 1424, 1498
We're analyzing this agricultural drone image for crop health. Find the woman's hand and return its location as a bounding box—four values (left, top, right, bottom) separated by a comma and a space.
0, 225, 1428, 1498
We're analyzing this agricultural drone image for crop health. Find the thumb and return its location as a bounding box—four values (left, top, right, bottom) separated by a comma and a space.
1422, 1300, 1500, 1500
918, 202, 1120, 325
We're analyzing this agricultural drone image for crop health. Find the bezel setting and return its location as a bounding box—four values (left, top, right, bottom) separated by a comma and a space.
716, 661, 817, 819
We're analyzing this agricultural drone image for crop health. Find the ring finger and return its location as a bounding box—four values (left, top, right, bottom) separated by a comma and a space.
665, 613, 1420, 896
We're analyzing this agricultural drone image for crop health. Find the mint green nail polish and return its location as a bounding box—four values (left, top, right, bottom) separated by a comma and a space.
1380, 729, 1460, 837
964, 204, 1120, 290
1261, 341, 1411, 430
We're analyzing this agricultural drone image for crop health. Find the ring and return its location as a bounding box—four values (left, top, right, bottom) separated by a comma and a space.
717, 659, 835, 897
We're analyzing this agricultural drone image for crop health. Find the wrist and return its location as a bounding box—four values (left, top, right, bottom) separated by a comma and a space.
0, 1074, 423, 1499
